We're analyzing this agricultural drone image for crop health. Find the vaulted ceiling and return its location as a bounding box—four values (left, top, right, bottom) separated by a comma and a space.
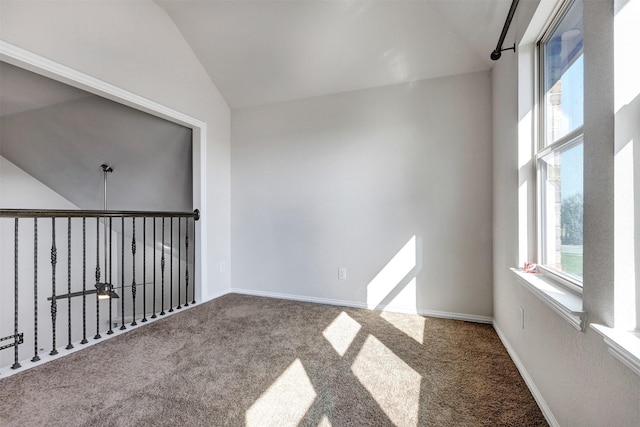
157, 0, 511, 109
1, 0, 513, 211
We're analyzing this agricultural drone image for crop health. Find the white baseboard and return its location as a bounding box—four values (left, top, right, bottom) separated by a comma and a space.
229, 287, 493, 324
493, 322, 560, 427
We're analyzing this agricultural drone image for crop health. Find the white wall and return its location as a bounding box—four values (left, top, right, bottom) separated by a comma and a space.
492, 0, 640, 425
613, 0, 640, 331
232, 71, 493, 319
0, 0, 231, 299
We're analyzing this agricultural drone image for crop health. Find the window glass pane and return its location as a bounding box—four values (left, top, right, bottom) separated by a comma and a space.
541, 140, 583, 281
543, 0, 583, 145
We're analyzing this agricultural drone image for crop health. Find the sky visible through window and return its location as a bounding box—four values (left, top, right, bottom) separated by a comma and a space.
560, 54, 584, 202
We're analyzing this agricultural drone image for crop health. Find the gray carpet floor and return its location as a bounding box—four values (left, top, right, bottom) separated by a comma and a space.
0, 293, 547, 426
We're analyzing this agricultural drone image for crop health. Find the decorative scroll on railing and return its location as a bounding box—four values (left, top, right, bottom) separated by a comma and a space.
0, 208, 199, 374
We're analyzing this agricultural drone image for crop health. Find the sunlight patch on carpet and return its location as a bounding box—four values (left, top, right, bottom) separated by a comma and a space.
323, 312, 362, 356
380, 309, 425, 344
351, 334, 421, 426
245, 358, 316, 427
318, 415, 332, 426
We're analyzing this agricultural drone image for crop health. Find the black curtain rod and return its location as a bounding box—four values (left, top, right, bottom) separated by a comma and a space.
491, 0, 519, 60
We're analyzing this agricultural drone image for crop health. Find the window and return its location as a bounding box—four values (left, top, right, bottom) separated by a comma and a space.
537, 0, 584, 288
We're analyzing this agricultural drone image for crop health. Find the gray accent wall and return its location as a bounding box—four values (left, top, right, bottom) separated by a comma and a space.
1, 83, 193, 212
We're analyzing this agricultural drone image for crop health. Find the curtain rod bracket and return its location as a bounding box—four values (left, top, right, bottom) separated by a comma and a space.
490, 43, 516, 61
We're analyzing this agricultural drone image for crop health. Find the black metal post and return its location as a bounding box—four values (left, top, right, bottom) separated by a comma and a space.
50, 218, 58, 355
120, 217, 126, 331
12, 218, 22, 369
32, 218, 41, 361
192, 216, 196, 305
177, 217, 182, 309
66, 218, 73, 350
142, 217, 147, 323
94, 218, 101, 340
131, 217, 137, 326
81, 218, 88, 345
151, 218, 157, 319
107, 217, 113, 335
184, 219, 189, 308
160, 217, 166, 316
169, 218, 173, 313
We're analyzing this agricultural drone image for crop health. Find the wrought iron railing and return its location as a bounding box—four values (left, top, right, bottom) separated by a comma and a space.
0, 208, 199, 373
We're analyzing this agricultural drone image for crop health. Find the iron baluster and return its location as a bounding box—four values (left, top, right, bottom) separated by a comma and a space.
142, 217, 147, 322
81, 218, 88, 344
160, 217, 166, 316
169, 217, 173, 313
120, 217, 126, 330
184, 219, 189, 308
192, 215, 196, 305
32, 218, 40, 362
12, 218, 22, 369
107, 217, 113, 335
50, 218, 58, 355
66, 218, 73, 350
131, 217, 137, 326
177, 217, 182, 309
151, 218, 157, 319
94, 217, 101, 340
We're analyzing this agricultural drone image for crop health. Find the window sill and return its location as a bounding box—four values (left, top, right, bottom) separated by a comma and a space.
510, 268, 587, 331
591, 324, 640, 377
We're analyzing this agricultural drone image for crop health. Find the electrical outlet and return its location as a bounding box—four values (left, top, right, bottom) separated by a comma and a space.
519, 306, 525, 329
338, 268, 347, 280
220, 262, 226, 272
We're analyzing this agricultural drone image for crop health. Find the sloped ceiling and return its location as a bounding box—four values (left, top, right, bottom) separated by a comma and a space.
0, 62, 193, 212
0, 60, 91, 117
158, 0, 512, 108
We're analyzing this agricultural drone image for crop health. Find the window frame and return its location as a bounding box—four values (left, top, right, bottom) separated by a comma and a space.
535, 0, 584, 295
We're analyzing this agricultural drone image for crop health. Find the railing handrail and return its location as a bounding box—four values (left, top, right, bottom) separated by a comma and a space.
1, 206, 198, 373
0, 208, 200, 220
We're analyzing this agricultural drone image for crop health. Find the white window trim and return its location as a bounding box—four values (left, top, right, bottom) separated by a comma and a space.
535, 0, 584, 290
512, 0, 588, 332
511, 268, 587, 331
591, 325, 640, 377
